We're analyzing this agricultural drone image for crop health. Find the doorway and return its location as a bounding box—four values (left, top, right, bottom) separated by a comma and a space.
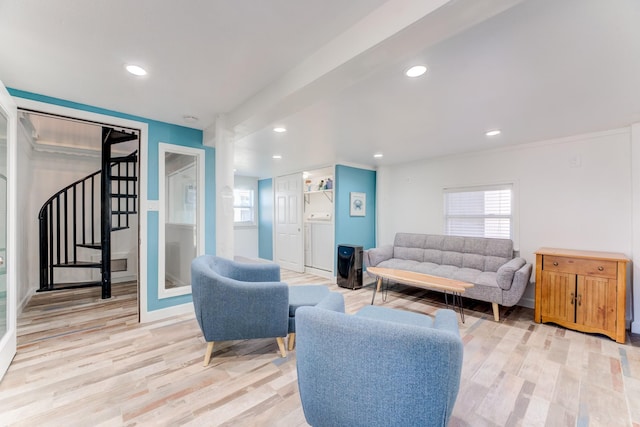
17, 109, 141, 318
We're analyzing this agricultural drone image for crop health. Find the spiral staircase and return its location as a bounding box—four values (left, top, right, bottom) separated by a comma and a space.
37, 127, 138, 299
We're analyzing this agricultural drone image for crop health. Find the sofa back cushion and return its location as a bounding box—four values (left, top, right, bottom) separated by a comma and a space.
393, 233, 513, 272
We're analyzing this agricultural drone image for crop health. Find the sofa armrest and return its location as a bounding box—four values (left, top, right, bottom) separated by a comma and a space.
364, 244, 394, 268
496, 257, 526, 290
498, 262, 533, 307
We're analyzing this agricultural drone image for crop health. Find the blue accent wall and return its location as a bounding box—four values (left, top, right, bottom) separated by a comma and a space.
335, 165, 376, 260
9, 88, 215, 312
258, 178, 273, 260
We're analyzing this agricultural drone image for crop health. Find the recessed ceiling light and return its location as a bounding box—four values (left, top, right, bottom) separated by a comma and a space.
405, 65, 427, 77
485, 129, 501, 136
125, 65, 147, 76
272, 155, 282, 159
373, 153, 383, 158
273, 127, 287, 133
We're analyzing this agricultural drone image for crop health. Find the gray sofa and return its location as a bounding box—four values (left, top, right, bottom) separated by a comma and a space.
363, 233, 532, 321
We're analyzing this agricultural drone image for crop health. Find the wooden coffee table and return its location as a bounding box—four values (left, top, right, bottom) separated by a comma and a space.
367, 266, 474, 322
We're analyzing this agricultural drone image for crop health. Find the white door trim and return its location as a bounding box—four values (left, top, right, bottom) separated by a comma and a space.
12, 97, 149, 322
0, 81, 17, 381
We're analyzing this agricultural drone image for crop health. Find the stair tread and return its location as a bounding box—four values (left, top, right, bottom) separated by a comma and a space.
112, 210, 137, 214
105, 129, 138, 145
112, 226, 130, 231
38, 281, 102, 292
111, 176, 138, 181
76, 243, 101, 249
110, 194, 138, 198
53, 261, 102, 268
111, 155, 138, 163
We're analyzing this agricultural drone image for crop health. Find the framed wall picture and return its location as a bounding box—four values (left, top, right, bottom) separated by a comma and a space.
350, 192, 366, 217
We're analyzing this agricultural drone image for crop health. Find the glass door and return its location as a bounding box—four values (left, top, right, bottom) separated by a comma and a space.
0, 82, 16, 382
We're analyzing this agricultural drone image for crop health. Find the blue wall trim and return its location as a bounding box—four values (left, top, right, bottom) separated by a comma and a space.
335, 165, 376, 268
9, 88, 215, 311
258, 178, 274, 260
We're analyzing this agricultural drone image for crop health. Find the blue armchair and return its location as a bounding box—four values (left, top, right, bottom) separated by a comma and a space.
191, 255, 289, 366
296, 305, 463, 427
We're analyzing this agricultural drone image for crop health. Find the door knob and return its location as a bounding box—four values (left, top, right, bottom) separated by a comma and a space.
0, 256, 4, 266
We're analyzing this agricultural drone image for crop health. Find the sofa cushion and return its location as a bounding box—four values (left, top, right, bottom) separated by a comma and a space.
413, 262, 441, 275
452, 268, 483, 284
442, 251, 463, 267
394, 233, 427, 249
432, 265, 459, 278
424, 234, 446, 249
484, 255, 510, 272
378, 259, 420, 271
484, 238, 514, 258
442, 236, 465, 252
393, 246, 425, 262
423, 249, 442, 264
462, 253, 485, 270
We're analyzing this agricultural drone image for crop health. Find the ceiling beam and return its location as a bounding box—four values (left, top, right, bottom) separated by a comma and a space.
227, 0, 524, 141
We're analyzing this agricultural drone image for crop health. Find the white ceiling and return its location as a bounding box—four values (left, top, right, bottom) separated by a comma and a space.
1, 0, 639, 179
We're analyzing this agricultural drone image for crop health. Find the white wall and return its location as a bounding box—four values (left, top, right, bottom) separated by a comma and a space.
234, 175, 259, 259
377, 128, 633, 313
16, 123, 32, 311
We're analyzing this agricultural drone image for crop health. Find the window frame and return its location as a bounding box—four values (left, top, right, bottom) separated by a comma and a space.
233, 187, 256, 227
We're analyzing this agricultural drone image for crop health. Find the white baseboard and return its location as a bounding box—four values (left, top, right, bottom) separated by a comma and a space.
17, 285, 38, 316
304, 266, 333, 279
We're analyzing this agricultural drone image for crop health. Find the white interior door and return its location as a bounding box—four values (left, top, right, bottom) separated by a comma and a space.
0, 82, 17, 381
274, 173, 303, 272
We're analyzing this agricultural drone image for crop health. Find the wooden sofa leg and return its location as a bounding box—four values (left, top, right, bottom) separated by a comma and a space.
276, 337, 287, 358
492, 303, 500, 322
288, 333, 296, 351
203, 342, 215, 367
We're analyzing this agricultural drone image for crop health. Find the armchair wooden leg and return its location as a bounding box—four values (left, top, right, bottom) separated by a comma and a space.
288, 333, 296, 351
276, 337, 287, 358
203, 342, 215, 366
492, 303, 500, 322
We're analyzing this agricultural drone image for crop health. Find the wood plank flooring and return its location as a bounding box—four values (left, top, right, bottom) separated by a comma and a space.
1, 271, 639, 426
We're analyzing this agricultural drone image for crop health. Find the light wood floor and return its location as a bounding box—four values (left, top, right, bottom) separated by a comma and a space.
1, 271, 640, 426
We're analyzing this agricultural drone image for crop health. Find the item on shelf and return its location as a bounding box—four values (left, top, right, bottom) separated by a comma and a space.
318, 180, 324, 190
325, 178, 333, 189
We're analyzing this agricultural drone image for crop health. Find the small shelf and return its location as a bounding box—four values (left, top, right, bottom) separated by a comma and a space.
304, 189, 333, 203
304, 189, 333, 195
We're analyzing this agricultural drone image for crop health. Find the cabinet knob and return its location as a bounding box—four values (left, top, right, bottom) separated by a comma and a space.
553, 261, 559, 266
598, 266, 604, 271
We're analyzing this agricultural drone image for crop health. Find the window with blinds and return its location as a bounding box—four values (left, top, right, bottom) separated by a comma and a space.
444, 185, 512, 239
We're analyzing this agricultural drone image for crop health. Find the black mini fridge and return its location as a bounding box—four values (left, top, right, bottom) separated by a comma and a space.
337, 244, 363, 289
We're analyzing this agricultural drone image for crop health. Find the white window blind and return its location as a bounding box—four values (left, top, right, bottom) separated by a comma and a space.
233, 188, 255, 225
444, 185, 512, 239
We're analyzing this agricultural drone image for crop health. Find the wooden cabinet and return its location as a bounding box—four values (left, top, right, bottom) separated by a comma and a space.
534, 248, 629, 343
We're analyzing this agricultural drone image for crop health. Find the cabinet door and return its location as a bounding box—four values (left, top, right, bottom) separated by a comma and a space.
540, 270, 576, 324
576, 276, 617, 335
